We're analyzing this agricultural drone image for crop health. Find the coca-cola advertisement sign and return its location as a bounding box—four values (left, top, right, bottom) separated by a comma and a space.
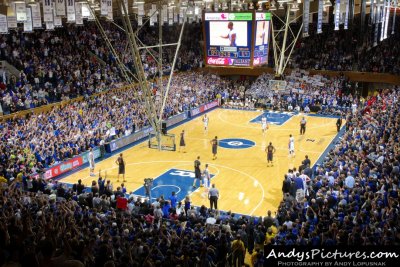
207, 57, 230, 66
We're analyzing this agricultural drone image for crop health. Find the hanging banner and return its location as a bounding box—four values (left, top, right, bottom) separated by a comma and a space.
380, 0, 387, 41
163, 5, 168, 23
46, 21, 55, 31
56, 0, 66, 16
0, 14, 8, 34
66, 0, 75, 22
317, 0, 323, 33
383, 0, 390, 39
168, 6, 173, 25
75, 2, 83, 25
344, 0, 349, 29
138, 16, 143, 26
138, 3, 144, 16
373, 4, 379, 47
15, 2, 27, 22
361, 0, 366, 31
23, 8, 33, 32
392, 0, 398, 34
100, 0, 108, 16
7, 5, 17, 29
107, 0, 113, 21
53, 5, 62, 27
121, 0, 129, 16
174, 10, 178, 23
303, 0, 310, 37
81, 3, 90, 18
370, 0, 375, 24
334, 0, 341, 30
31, 4, 42, 28
43, 0, 53, 22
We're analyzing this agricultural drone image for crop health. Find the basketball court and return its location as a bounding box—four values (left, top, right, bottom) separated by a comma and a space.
60, 108, 342, 217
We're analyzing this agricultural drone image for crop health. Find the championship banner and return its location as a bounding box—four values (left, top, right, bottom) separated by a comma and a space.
370, 0, 375, 24
7, 5, 17, 29
67, 0, 75, 22
100, 0, 108, 16
163, 4, 168, 23
373, 3, 379, 47
56, 0, 66, 16
383, 0, 390, 39
303, 0, 310, 37
15, 2, 27, 22
43, 0, 53, 22
31, 4, 42, 28
392, 0, 398, 34
23, 7, 33, 32
360, 0, 366, 31
138, 3, 144, 16
214, 0, 219, 11
107, 0, 113, 21
121, 0, 128, 16
344, 0, 349, 29
75, 2, 83, 25
174, 10, 178, 23
334, 0, 341, 30
53, 5, 62, 27
317, 0, 323, 33
0, 14, 8, 34
380, 0, 387, 41
138, 15, 143, 26
46, 21, 55, 30
168, 6, 173, 25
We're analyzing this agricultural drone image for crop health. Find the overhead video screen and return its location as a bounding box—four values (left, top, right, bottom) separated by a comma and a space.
253, 12, 271, 66
204, 12, 253, 67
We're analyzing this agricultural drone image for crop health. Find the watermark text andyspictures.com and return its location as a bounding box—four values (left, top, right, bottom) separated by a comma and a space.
266, 248, 399, 262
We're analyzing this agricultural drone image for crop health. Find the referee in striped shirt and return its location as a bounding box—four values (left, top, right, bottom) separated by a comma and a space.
208, 184, 219, 210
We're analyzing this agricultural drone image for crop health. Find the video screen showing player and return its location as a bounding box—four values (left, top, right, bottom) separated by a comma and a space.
255, 20, 270, 46
209, 21, 248, 47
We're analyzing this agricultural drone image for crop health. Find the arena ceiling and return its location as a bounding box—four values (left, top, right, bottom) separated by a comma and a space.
0, 0, 396, 20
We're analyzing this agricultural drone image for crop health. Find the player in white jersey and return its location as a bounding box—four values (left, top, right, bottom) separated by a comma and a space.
89, 148, 95, 176
203, 114, 209, 133
288, 134, 295, 157
201, 164, 211, 198
261, 116, 268, 134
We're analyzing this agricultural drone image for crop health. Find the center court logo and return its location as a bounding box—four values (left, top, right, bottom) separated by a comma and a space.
219, 138, 255, 149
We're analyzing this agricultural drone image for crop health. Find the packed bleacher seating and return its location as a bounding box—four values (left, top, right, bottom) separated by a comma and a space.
0, 71, 225, 181
275, 89, 400, 246
0, 21, 203, 115
290, 22, 400, 74
1, 89, 399, 266
247, 70, 357, 114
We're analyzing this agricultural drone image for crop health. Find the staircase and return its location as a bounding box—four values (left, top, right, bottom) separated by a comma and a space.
0, 60, 21, 81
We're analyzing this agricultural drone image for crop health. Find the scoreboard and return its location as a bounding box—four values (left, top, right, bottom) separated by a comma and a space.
203, 11, 271, 68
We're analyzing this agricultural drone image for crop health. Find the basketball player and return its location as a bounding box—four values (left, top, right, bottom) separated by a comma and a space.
203, 114, 209, 133
116, 153, 126, 182
202, 164, 211, 197
288, 134, 295, 157
261, 115, 268, 134
193, 156, 202, 188
220, 22, 237, 46
265, 142, 276, 166
179, 130, 186, 152
211, 136, 218, 160
89, 148, 95, 176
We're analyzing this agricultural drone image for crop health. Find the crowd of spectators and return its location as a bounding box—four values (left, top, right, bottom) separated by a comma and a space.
0, 21, 203, 115
276, 89, 400, 246
0, 71, 225, 182
1, 89, 399, 267
247, 70, 358, 114
290, 21, 400, 74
